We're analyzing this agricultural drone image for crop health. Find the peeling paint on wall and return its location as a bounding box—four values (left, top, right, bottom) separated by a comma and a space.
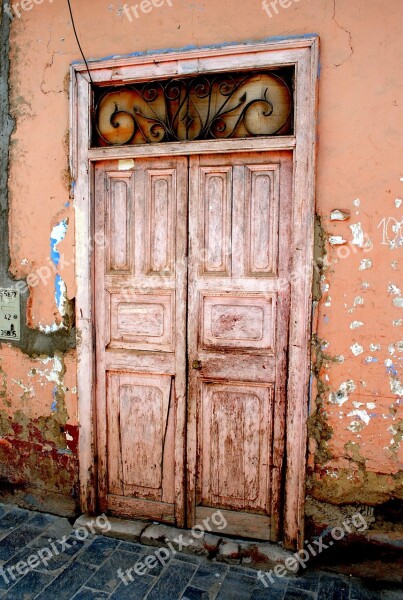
350, 343, 364, 356
350, 223, 365, 247
359, 259, 372, 271
329, 380, 356, 406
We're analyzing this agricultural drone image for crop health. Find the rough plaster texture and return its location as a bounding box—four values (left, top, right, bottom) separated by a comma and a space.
0, 0, 402, 525
0, 3, 77, 513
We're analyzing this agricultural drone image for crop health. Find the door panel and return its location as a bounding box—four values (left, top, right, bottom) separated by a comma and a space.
95, 158, 188, 525
201, 382, 273, 511
187, 152, 292, 541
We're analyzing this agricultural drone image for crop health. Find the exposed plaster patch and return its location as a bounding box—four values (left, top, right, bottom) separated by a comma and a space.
364, 356, 378, 364
388, 284, 401, 296
359, 259, 372, 271
350, 343, 364, 356
347, 420, 364, 433
329, 380, 356, 406
390, 378, 403, 396
37, 355, 64, 385
348, 410, 370, 426
39, 323, 65, 334
353, 296, 364, 306
11, 379, 34, 396
362, 282, 370, 289
393, 320, 403, 327
329, 235, 346, 246
350, 321, 364, 329
352, 199, 360, 207
366, 402, 376, 409
393, 297, 403, 308
391, 261, 398, 270
369, 344, 381, 352
330, 209, 350, 221
350, 223, 365, 248
325, 469, 338, 479
395, 199, 402, 208
388, 421, 403, 454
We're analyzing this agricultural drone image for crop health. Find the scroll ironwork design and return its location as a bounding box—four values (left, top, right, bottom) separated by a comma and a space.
94, 71, 293, 146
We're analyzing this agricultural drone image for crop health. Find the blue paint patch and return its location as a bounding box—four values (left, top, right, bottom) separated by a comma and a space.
51, 386, 58, 412
386, 363, 398, 377
367, 357, 378, 363
50, 219, 68, 266
64, 202, 70, 208
71, 34, 319, 65
50, 220, 68, 311
55, 274, 64, 310
324, 315, 329, 323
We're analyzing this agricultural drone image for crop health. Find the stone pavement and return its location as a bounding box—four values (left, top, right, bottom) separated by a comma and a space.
0, 503, 400, 600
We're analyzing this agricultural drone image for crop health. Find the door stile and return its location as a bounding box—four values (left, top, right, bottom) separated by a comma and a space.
94, 165, 131, 512
173, 159, 189, 527
269, 156, 293, 540
186, 154, 199, 528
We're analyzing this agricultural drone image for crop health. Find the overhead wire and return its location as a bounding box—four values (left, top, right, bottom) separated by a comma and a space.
66, 0, 95, 88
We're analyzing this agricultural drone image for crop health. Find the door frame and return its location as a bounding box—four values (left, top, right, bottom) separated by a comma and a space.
70, 35, 319, 550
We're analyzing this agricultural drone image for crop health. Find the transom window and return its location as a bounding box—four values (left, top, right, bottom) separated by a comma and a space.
93, 68, 294, 146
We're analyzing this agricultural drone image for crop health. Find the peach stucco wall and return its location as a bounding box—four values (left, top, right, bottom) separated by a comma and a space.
1, 0, 402, 514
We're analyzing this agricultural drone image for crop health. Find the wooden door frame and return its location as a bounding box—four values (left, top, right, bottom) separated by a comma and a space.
70, 35, 319, 550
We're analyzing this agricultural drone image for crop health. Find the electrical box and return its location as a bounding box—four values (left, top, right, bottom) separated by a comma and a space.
0, 289, 20, 341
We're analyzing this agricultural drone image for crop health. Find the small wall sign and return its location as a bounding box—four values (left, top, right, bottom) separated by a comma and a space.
0, 289, 20, 341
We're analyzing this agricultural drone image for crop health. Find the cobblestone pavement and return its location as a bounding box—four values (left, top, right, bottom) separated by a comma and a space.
0, 503, 400, 600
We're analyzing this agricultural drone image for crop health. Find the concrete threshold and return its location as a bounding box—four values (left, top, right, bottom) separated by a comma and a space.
74, 514, 296, 573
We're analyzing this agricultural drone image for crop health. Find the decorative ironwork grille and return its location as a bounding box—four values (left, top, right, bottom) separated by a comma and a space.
93, 69, 293, 146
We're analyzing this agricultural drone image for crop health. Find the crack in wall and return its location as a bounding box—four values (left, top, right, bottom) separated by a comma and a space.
332, 0, 353, 67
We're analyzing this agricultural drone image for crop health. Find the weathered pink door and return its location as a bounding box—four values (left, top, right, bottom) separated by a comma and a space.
94, 151, 292, 540
187, 152, 292, 541
94, 157, 188, 526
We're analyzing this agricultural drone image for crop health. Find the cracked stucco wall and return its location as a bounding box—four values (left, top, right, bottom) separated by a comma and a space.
0, 0, 402, 524
0, 2, 77, 514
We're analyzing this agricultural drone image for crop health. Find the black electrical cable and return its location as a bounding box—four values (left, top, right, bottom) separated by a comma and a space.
66, 0, 95, 88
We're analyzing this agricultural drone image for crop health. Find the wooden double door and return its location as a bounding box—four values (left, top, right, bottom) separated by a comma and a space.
94, 150, 293, 541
